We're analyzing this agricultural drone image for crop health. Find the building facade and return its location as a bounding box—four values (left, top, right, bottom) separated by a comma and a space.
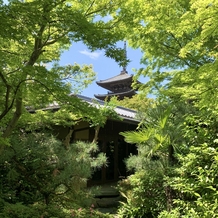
53, 95, 139, 185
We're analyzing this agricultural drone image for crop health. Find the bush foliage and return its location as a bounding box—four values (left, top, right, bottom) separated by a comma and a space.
117, 169, 167, 218
0, 132, 107, 217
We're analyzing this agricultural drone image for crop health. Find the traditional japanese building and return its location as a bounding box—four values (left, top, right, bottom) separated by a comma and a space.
48, 95, 139, 185
94, 42, 138, 101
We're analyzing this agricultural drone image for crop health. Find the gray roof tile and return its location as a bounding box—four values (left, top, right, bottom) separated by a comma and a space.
77, 95, 139, 123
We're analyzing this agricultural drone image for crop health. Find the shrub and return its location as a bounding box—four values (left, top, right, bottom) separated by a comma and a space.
160, 144, 218, 217
117, 170, 167, 218
0, 132, 107, 216
0, 201, 39, 218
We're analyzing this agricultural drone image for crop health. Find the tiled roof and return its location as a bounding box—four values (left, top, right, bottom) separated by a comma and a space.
39, 94, 139, 124
94, 89, 136, 101
77, 95, 139, 123
96, 71, 133, 85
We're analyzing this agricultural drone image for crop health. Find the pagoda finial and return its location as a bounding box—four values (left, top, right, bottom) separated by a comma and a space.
123, 41, 127, 72
121, 41, 128, 74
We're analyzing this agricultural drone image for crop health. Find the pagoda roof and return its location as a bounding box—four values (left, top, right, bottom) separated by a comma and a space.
94, 89, 136, 101
96, 70, 133, 89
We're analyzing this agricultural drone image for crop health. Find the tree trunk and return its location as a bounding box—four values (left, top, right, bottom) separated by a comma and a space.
166, 144, 177, 211
165, 185, 173, 212
63, 128, 74, 149
92, 125, 100, 144
44, 193, 50, 205
3, 96, 22, 138
168, 144, 176, 166
2, 33, 44, 139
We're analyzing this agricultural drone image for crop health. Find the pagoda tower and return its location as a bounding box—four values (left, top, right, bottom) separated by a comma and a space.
94, 42, 137, 101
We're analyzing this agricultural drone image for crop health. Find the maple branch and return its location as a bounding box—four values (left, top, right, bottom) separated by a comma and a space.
85, 0, 96, 16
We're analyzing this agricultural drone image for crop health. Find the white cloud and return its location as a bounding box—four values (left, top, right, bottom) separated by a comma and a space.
79, 50, 101, 60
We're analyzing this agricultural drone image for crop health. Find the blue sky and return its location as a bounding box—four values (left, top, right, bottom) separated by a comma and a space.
59, 41, 148, 98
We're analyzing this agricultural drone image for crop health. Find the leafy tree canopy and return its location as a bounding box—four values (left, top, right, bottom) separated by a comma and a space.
0, 0, 126, 140
117, 0, 218, 108
110, 95, 154, 112
116, 1, 218, 216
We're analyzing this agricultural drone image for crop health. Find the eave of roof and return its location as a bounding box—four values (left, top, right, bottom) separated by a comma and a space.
94, 89, 136, 101
33, 94, 139, 124
96, 71, 133, 86
77, 95, 139, 124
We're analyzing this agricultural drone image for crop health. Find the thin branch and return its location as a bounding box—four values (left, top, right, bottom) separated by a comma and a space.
6, 67, 21, 75
85, 0, 96, 16
169, 32, 183, 49
85, 2, 114, 16
0, 50, 20, 55
199, 86, 218, 95
161, 43, 191, 67
43, 33, 67, 46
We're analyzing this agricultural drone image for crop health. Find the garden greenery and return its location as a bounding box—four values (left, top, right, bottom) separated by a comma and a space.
0, 133, 107, 217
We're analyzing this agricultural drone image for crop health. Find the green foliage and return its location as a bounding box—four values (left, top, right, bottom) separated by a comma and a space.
0, 199, 113, 218
70, 205, 112, 218
3, 0, 218, 217
0, 201, 40, 218
21, 94, 118, 132
117, 170, 167, 218
0, 200, 68, 218
89, 99, 120, 129
158, 209, 181, 218
113, 0, 218, 217
162, 144, 218, 217
110, 95, 154, 112
117, 102, 177, 217
0, 132, 107, 216
117, 0, 218, 106
0, 0, 126, 138
118, 97, 206, 216
118, 98, 218, 216
120, 104, 172, 158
